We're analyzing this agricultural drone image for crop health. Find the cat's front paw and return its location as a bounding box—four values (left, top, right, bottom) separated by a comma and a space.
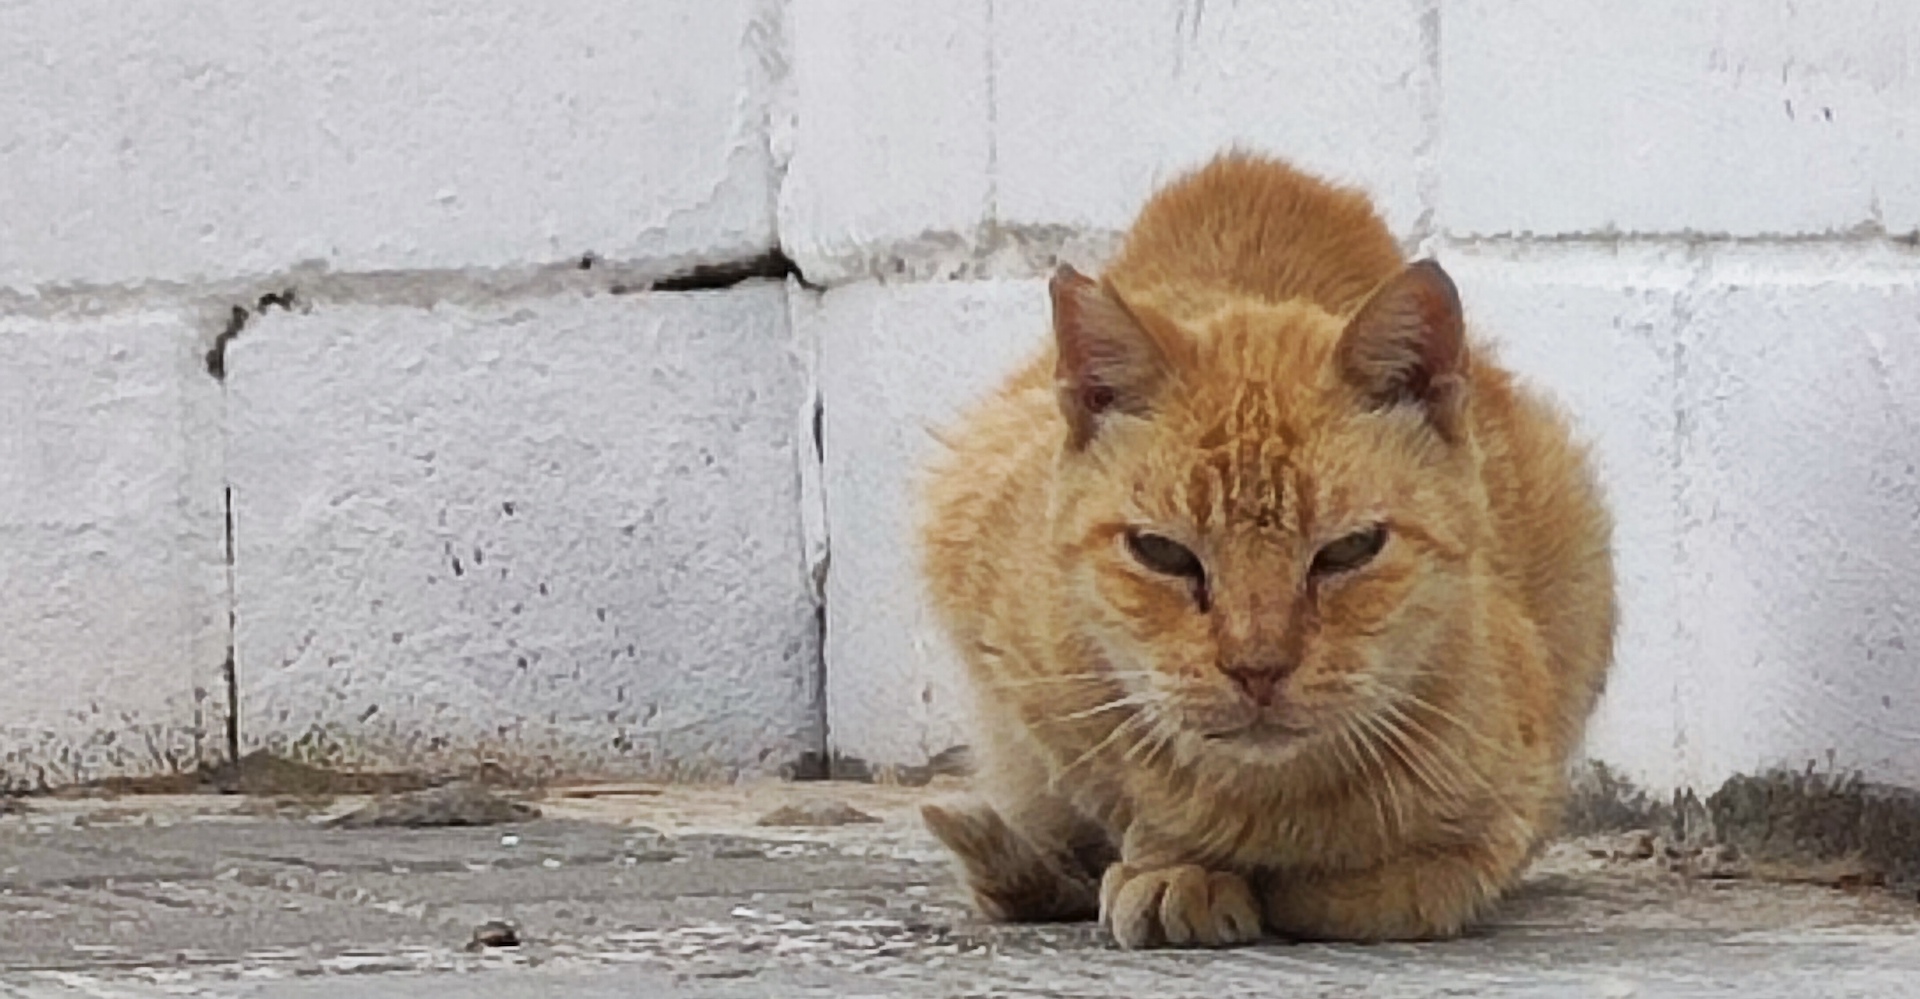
1098, 862, 1262, 949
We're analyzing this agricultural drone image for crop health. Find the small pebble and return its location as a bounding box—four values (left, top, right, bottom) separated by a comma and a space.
468, 920, 521, 951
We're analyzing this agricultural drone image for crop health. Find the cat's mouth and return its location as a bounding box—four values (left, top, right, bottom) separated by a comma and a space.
1201, 717, 1312, 745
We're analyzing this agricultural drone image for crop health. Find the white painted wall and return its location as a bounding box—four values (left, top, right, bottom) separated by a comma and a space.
226, 289, 818, 779
0, 0, 812, 787
0, 311, 227, 786
3, 0, 1916, 793
0, 0, 778, 289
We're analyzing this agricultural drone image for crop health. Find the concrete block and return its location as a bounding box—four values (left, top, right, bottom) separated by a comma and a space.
1445, 249, 1692, 791
224, 286, 817, 779
0, 311, 228, 789
803, 279, 1048, 768
783, 0, 1432, 283
0, 0, 778, 290
1443, 0, 1920, 236
1678, 256, 1920, 788
993, 0, 1431, 239
780, 0, 994, 284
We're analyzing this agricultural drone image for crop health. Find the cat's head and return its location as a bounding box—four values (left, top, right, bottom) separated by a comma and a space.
1046, 261, 1479, 765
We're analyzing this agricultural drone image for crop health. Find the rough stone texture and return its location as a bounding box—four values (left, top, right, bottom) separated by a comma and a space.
0, 311, 227, 789
1442, 0, 1920, 236
992, 0, 1432, 239
3, 786, 1920, 997
224, 286, 818, 779
800, 280, 1047, 768
1708, 769, 1920, 887
1444, 249, 1691, 791
1679, 257, 1920, 789
782, 0, 1433, 284
779, 1, 993, 283
326, 782, 541, 829
0, 0, 779, 290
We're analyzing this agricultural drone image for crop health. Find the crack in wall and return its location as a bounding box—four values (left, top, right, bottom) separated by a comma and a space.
619, 248, 810, 294
205, 288, 299, 380
805, 391, 831, 779
222, 486, 240, 769
0, 247, 818, 321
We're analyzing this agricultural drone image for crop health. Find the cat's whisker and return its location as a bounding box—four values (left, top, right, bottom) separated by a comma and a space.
1052, 712, 1149, 785
1375, 701, 1488, 802
1123, 719, 1179, 773
1380, 696, 1504, 780
1362, 708, 1456, 804
1052, 693, 1152, 723
1385, 686, 1498, 747
1374, 703, 1459, 779
1359, 676, 1510, 785
1351, 714, 1415, 834
1380, 713, 1468, 800
981, 674, 1108, 690
1336, 721, 1399, 839
1381, 676, 1515, 756
984, 670, 1157, 692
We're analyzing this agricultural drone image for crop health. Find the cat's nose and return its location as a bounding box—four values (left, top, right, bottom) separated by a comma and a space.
1221, 662, 1293, 707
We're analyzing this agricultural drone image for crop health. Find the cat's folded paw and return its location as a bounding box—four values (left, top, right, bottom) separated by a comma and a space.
1098, 862, 1262, 949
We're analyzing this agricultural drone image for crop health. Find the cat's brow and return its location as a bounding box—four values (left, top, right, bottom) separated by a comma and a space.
1181, 424, 1297, 536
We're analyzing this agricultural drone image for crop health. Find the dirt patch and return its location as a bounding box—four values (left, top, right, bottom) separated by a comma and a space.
66, 750, 435, 798
328, 782, 540, 829
1708, 769, 1920, 889
1563, 760, 1685, 836
826, 745, 975, 786
757, 800, 881, 827
1564, 762, 1920, 894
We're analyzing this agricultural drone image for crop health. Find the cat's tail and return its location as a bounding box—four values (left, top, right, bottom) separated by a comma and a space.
922, 798, 1104, 923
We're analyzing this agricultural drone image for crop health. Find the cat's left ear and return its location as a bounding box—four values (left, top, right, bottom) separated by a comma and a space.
1050, 264, 1175, 450
1336, 260, 1469, 442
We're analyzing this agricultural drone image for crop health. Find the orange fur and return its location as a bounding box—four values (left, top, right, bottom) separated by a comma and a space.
917, 152, 1616, 947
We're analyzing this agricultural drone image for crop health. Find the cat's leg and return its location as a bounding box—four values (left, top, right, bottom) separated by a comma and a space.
922, 797, 1105, 922
1260, 779, 1550, 941
922, 713, 1114, 922
1260, 835, 1528, 941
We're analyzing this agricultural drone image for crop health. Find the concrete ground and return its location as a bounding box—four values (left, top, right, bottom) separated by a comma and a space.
3, 781, 1918, 998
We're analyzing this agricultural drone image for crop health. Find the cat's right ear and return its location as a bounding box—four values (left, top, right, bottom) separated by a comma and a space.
1050, 264, 1173, 450
1336, 260, 1470, 442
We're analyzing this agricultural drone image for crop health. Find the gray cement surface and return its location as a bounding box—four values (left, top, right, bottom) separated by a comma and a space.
3, 782, 1918, 998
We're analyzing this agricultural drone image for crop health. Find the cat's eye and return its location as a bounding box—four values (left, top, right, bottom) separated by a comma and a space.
1311, 525, 1388, 577
1124, 530, 1204, 580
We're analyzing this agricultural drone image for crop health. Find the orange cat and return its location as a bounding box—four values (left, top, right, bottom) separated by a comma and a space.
917, 152, 1615, 947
